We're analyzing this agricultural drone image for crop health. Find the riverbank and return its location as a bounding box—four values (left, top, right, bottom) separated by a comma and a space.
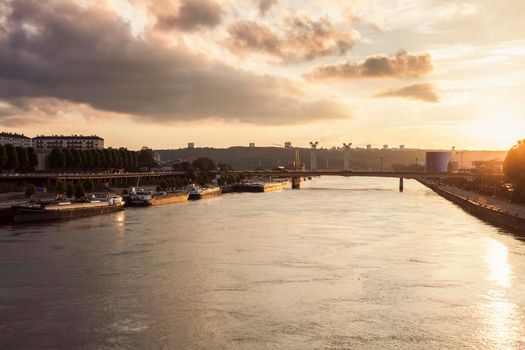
419, 178, 525, 236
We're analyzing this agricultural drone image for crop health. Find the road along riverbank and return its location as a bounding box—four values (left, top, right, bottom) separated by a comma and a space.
419, 178, 525, 236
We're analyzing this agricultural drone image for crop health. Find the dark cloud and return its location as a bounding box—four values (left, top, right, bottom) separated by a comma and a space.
306, 50, 433, 80
257, 0, 277, 16
0, 0, 350, 126
374, 83, 439, 102
155, 0, 223, 31
227, 16, 357, 62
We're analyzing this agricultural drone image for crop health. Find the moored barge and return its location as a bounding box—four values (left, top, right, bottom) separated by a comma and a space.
127, 190, 189, 206
12, 195, 125, 223
188, 185, 221, 200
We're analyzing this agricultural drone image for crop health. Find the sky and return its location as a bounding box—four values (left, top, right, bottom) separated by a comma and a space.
1, 0, 524, 150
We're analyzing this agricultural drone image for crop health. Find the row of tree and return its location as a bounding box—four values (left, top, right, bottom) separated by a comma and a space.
47, 147, 157, 172
0, 144, 39, 172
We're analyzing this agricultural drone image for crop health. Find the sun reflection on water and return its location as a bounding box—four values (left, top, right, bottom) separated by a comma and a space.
481, 238, 519, 349
484, 239, 511, 288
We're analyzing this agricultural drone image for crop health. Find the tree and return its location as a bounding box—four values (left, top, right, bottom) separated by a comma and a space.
4, 144, 18, 171
504, 140, 525, 187
82, 179, 94, 193
66, 182, 75, 198
138, 147, 157, 170
74, 183, 86, 199
25, 183, 36, 199
192, 157, 216, 172
26, 147, 39, 172
55, 180, 67, 195
48, 148, 66, 170
71, 149, 83, 170
0, 145, 7, 169
63, 148, 73, 170
104, 149, 113, 170
15, 146, 29, 173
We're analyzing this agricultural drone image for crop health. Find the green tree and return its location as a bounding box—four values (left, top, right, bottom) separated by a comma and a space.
71, 149, 83, 170
48, 148, 66, 170
0, 144, 7, 169
504, 140, 525, 187
55, 180, 67, 195
26, 147, 39, 172
80, 150, 88, 170
4, 144, 19, 171
63, 148, 73, 170
25, 183, 36, 199
66, 182, 75, 198
138, 147, 157, 170
15, 146, 29, 172
82, 179, 94, 193
192, 157, 216, 172
98, 149, 107, 169
74, 183, 86, 199
104, 149, 113, 170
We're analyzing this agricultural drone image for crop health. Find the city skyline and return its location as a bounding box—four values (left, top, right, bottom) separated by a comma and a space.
1, 0, 524, 150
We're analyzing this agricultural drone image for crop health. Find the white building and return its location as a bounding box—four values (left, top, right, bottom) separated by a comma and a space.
33, 135, 104, 151
0, 132, 31, 147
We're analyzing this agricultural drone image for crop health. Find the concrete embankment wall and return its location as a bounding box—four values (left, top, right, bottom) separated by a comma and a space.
419, 179, 525, 236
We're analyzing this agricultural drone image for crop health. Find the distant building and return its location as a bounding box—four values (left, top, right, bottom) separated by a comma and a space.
472, 159, 503, 174
425, 151, 452, 173
0, 132, 31, 147
399, 145, 405, 150
249, 142, 255, 148
383, 144, 389, 150
188, 142, 195, 149
33, 135, 103, 151
284, 142, 292, 149
366, 144, 372, 151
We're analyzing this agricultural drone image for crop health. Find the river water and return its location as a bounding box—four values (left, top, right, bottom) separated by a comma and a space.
1, 177, 525, 349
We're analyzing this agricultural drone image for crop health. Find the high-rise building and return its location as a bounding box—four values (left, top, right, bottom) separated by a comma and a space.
33, 135, 103, 151
249, 142, 255, 148
383, 144, 389, 150
399, 145, 405, 150
188, 142, 195, 149
0, 132, 31, 147
366, 144, 372, 151
284, 142, 292, 149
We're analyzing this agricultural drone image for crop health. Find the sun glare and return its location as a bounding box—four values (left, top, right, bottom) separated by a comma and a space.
468, 107, 525, 149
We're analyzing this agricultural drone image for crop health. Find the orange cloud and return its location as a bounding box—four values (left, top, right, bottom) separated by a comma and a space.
374, 83, 439, 102
227, 16, 358, 63
306, 50, 433, 80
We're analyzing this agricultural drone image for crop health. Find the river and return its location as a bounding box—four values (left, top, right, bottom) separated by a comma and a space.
1, 177, 525, 349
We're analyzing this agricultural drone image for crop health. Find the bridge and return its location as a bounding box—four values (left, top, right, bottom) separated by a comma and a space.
232, 170, 497, 191
0, 172, 185, 187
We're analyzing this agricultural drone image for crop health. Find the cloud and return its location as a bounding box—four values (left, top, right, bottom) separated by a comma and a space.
306, 50, 433, 80
374, 83, 439, 102
154, 0, 223, 31
0, 0, 350, 126
257, 0, 277, 16
227, 16, 358, 62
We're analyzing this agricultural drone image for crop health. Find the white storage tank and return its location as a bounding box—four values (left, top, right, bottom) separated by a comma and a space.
425, 151, 451, 173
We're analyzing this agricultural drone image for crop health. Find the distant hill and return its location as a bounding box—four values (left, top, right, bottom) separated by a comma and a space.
155, 147, 507, 171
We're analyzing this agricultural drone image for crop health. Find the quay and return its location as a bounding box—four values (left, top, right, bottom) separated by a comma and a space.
420, 179, 525, 236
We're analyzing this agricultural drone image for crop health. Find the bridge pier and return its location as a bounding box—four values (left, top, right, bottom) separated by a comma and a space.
399, 177, 404, 192
291, 176, 301, 189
